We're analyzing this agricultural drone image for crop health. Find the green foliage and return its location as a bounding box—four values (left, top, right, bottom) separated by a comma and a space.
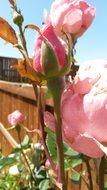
46, 127, 83, 184
39, 179, 50, 190
0, 127, 84, 190
45, 128, 57, 163
69, 170, 81, 184
0, 156, 17, 169
0, 133, 57, 190
0, 174, 20, 190
104, 181, 107, 190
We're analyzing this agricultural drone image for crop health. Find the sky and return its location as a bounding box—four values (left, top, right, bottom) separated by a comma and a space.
0, 0, 107, 64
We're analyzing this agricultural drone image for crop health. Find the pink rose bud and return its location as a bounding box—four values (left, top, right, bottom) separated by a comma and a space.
8, 110, 25, 125
33, 24, 70, 79
45, 159, 51, 169
45, 0, 96, 38
45, 159, 58, 178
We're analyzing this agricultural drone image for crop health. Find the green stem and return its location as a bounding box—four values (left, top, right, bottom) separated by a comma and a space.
47, 78, 66, 190
37, 86, 56, 171
17, 128, 36, 186
99, 156, 105, 190
19, 25, 28, 56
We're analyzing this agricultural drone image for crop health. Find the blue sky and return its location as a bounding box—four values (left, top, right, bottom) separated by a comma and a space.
0, 0, 107, 64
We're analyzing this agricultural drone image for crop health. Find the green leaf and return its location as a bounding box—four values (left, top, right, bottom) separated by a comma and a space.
39, 179, 50, 190
46, 128, 82, 168
45, 128, 57, 163
63, 143, 81, 158
12, 146, 23, 154
0, 156, 17, 169
64, 157, 82, 170
69, 170, 81, 184
71, 158, 82, 168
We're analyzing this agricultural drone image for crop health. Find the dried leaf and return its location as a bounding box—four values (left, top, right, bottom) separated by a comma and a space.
12, 58, 41, 84
0, 17, 18, 44
24, 24, 40, 33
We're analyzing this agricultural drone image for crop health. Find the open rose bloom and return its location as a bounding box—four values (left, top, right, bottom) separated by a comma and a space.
44, 0, 96, 37
45, 59, 107, 158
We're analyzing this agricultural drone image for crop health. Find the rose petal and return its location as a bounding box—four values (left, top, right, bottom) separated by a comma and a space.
72, 133, 107, 158
44, 111, 55, 131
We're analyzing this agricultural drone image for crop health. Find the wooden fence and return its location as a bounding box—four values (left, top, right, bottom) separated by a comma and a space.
0, 80, 98, 190
0, 81, 41, 155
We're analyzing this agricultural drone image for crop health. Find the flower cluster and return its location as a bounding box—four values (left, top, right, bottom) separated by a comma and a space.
33, 0, 95, 79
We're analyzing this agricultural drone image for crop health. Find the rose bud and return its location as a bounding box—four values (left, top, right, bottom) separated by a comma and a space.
8, 110, 25, 126
33, 24, 70, 79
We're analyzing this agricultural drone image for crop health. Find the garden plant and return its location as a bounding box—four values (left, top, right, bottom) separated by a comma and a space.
0, 0, 107, 190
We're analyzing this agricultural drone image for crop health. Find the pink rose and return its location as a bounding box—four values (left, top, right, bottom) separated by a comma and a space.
44, 0, 96, 37
73, 59, 107, 94
61, 85, 107, 158
44, 59, 107, 158
33, 24, 69, 78
8, 110, 25, 125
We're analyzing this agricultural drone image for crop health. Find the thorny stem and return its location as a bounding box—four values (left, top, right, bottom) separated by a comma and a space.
47, 78, 66, 190
37, 86, 56, 171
